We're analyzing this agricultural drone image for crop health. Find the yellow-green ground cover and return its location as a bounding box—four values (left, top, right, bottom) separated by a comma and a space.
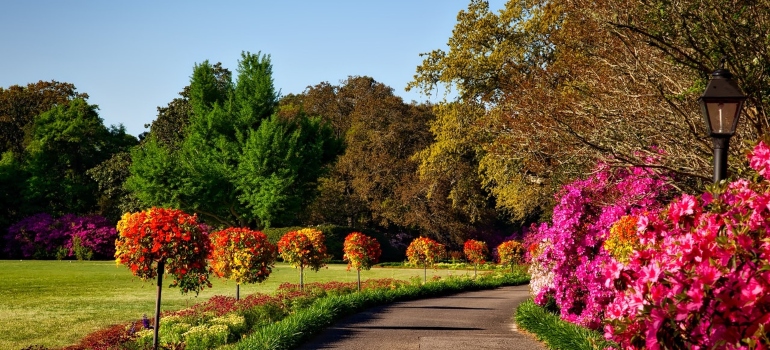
0, 260, 470, 349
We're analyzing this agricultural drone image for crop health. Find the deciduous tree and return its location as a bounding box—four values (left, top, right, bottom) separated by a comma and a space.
277, 228, 330, 290
342, 232, 382, 290
406, 236, 446, 283
463, 239, 488, 276
0, 80, 86, 157
409, 0, 770, 222
209, 227, 277, 299
24, 98, 137, 216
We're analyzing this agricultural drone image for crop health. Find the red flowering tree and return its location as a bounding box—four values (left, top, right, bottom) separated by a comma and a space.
343, 232, 382, 290
277, 228, 329, 290
463, 239, 488, 277
497, 240, 524, 272
406, 236, 445, 283
114, 207, 211, 350
209, 227, 277, 300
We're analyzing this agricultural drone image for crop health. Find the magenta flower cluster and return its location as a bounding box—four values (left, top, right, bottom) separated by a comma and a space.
4, 213, 117, 259
529, 141, 770, 348
527, 161, 672, 328
603, 141, 770, 349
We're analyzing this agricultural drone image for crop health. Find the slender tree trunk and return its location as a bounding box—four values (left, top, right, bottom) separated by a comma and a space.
474, 264, 477, 277
357, 269, 361, 291
153, 261, 165, 350
236, 283, 240, 301
300, 265, 304, 291
423, 265, 427, 284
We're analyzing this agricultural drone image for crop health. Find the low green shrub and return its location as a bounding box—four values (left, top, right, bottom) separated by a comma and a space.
158, 316, 191, 346
239, 302, 285, 330
130, 329, 153, 349
515, 299, 617, 350
211, 314, 248, 341
184, 324, 229, 350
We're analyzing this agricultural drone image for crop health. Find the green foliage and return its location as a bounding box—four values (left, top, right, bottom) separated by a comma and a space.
236, 115, 341, 228
71, 237, 93, 261
128, 52, 340, 229
184, 324, 229, 350
0, 89, 137, 232
158, 315, 191, 346
125, 138, 181, 209
87, 152, 142, 222
515, 299, 618, 350
0, 80, 85, 157
234, 51, 277, 124
22, 98, 137, 217
0, 152, 25, 237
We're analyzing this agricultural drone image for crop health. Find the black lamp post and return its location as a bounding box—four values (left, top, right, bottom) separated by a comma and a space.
698, 63, 747, 183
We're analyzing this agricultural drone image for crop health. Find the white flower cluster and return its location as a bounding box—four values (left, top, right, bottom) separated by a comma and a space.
528, 259, 555, 298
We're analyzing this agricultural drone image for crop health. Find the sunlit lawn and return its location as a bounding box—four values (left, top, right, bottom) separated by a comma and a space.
0, 260, 472, 349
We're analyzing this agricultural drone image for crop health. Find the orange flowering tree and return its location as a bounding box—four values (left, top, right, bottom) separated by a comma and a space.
115, 207, 212, 349
343, 232, 382, 290
497, 240, 525, 272
406, 236, 445, 283
277, 228, 329, 290
209, 227, 277, 299
463, 239, 488, 277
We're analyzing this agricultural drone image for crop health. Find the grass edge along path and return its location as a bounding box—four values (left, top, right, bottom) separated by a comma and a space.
514, 299, 618, 350
235, 273, 531, 350
1, 261, 481, 349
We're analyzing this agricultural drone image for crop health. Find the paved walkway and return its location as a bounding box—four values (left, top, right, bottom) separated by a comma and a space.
298, 284, 546, 350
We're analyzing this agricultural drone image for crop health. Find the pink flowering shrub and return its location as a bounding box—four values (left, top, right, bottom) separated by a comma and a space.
603, 141, 770, 349
63, 214, 119, 259
527, 162, 672, 328
4, 213, 117, 259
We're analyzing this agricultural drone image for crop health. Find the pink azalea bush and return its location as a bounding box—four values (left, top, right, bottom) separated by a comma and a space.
603, 141, 770, 349
4, 213, 117, 259
527, 161, 672, 328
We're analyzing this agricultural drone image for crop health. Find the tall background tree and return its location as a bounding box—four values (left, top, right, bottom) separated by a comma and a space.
0, 81, 94, 234
281, 76, 507, 246
409, 0, 770, 221
0, 82, 137, 240
127, 52, 341, 229
0, 80, 87, 157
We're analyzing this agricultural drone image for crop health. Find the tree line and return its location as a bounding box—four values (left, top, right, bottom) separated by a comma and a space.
3, 0, 770, 254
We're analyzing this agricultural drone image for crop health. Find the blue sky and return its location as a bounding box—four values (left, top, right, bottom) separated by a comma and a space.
1, 1, 505, 137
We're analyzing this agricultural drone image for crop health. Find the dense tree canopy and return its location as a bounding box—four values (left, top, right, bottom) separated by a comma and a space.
23, 98, 137, 216
0, 90, 137, 236
127, 52, 341, 229
283, 76, 504, 245
0, 80, 87, 157
409, 0, 770, 221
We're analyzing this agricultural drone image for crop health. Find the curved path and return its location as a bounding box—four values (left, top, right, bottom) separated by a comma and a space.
298, 284, 546, 350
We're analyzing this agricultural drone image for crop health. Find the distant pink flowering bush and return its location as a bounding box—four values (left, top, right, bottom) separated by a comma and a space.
527, 161, 672, 328
604, 141, 770, 349
4, 213, 117, 259
64, 214, 119, 259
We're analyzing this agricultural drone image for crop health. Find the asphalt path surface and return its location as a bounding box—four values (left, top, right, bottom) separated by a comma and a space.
298, 284, 546, 349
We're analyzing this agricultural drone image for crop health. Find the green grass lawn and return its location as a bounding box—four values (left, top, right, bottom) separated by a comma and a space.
0, 260, 474, 349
